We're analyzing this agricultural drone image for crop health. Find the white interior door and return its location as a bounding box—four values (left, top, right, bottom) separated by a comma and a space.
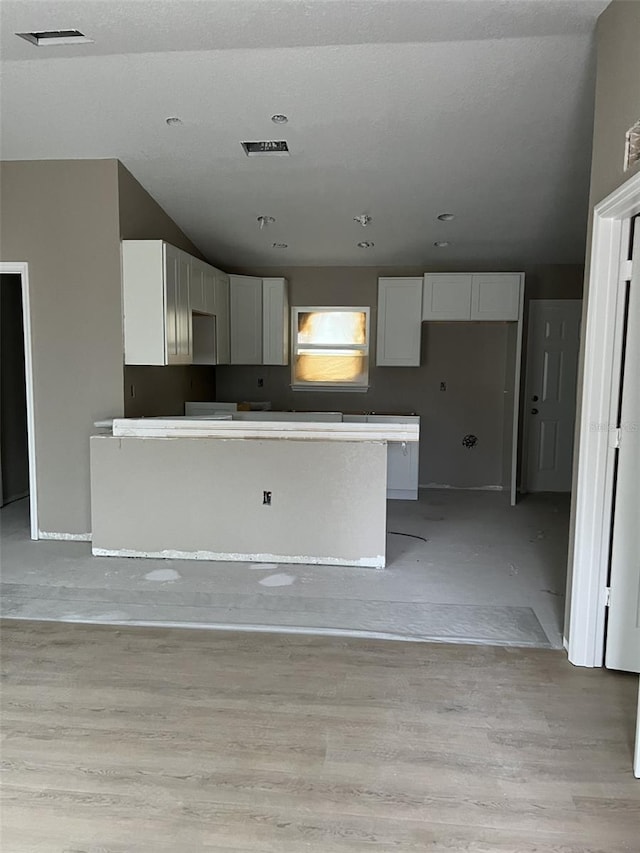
605, 223, 640, 675
524, 300, 582, 492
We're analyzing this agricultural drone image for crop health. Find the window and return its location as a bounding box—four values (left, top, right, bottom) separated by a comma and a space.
291, 307, 370, 390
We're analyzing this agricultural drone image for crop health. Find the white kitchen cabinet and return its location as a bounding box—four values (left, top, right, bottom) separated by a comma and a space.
229, 275, 263, 364
470, 274, 521, 321
423, 274, 473, 320
123, 240, 192, 365
213, 270, 230, 364
229, 275, 289, 365
423, 273, 522, 321
376, 277, 423, 366
366, 415, 420, 500
192, 265, 231, 366
189, 259, 206, 313
262, 278, 289, 365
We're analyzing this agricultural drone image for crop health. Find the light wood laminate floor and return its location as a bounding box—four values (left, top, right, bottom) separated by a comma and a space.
1, 620, 638, 853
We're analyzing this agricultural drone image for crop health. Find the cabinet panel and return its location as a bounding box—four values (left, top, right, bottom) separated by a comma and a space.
262, 278, 289, 365
122, 240, 166, 365
203, 267, 216, 315
377, 277, 423, 366
190, 259, 206, 313
229, 275, 263, 364
163, 244, 180, 363
174, 251, 192, 363
423, 274, 473, 320
471, 274, 521, 321
213, 271, 230, 364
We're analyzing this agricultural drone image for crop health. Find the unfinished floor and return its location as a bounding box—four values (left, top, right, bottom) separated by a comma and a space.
1, 490, 569, 648
2, 620, 638, 853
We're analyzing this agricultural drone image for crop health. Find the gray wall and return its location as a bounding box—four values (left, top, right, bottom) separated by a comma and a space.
216, 264, 583, 488
91, 435, 387, 566
566, 0, 640, 641
0, 160, 124, 534
0, 274, 29, 504
117, 162, 216, 416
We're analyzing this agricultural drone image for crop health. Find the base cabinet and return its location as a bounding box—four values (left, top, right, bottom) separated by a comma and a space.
342, 414, 419, 499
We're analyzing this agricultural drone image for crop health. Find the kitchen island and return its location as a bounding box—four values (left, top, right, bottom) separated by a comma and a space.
90, 417, 419, 568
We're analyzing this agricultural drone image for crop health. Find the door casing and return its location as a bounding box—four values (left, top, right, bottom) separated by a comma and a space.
0, 262, 38, 539
567, 170, 640, 668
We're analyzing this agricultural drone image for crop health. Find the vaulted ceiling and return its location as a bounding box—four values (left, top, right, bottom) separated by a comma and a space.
0, 0, 609, 267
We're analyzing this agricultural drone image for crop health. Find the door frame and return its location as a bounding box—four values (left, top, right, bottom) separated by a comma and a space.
568, 170, 640, 668
521, 299, 582, 494
0, 262, 38, 539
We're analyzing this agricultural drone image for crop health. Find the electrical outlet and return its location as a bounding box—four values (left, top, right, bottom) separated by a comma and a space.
263, 490, 272, 506
440, 381, 447, 392
257, 377, 264, 388
130, 384, 136, 398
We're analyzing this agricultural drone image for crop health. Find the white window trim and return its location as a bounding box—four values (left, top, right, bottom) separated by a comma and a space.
291, 306, 370, 391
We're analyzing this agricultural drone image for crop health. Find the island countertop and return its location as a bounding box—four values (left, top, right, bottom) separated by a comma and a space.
110, 417, 419, 443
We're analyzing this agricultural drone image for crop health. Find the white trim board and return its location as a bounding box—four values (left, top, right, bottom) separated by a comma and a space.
568, 170, 640, 668
92, 547, 385, 569
0, 262, 38, 540
39, 531, 92, 542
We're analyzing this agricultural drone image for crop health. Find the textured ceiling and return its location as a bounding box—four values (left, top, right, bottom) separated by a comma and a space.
0, 0, 609, 267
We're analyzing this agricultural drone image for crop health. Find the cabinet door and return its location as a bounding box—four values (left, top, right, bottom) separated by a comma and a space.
262, 277, 289, 365
213, 271, 230, 364
174, 251, 192, 364
163, 243, 180, 363
203, 266, 216, 315
471, 274, 521, 321
377, 277, 423, 366
190, 259, 206, 313
229, 275, 263, 364
423, 274, 472, 320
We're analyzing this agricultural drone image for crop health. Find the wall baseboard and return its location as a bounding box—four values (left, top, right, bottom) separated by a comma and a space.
38, 530, 92, 542
419, 483, 504, 492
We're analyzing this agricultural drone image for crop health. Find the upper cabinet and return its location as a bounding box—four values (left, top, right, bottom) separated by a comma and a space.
422, 274, 473, 320
191, 260, 230, 366
262, 278, 289, 365
470, 274, 521, 321
123, 240, 192, 366
376, 277, 423, 366
423, 273, 522, 321
229, 275, 289, 365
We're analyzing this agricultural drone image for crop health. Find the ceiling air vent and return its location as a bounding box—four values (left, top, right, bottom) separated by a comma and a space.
16, 29, 93, 46
241, 140, 289, 157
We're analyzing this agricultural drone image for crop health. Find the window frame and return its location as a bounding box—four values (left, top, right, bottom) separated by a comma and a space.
290, 306, 370, 391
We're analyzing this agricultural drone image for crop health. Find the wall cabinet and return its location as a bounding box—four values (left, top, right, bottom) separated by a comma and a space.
376, 277, 423, 366
191, 261, 230, 366
229, 275, 289, 365
123, 240, 192, 365
423, 273, 521, 321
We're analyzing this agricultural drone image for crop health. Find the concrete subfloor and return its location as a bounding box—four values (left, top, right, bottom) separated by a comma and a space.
0, 490, 570, 648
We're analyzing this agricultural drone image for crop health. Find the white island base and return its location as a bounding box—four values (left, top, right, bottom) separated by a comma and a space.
90, 433, 389, 568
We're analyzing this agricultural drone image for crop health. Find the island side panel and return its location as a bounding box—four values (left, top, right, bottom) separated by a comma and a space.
90, 436, 387, 567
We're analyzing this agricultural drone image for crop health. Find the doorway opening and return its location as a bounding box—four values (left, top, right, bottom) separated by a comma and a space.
0, 264, 37, 539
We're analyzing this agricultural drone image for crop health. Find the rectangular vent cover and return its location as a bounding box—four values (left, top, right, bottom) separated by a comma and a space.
624, 119, 640, 171
241, 140, 289, 157
16, 29, 93, 46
